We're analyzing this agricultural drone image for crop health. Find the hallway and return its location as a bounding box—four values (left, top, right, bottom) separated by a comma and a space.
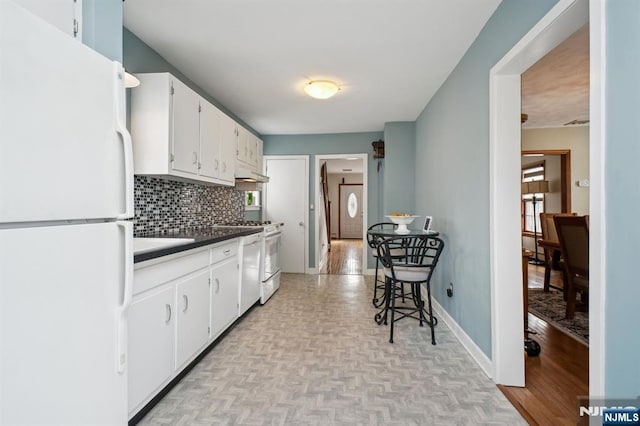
320, 239, 363, 275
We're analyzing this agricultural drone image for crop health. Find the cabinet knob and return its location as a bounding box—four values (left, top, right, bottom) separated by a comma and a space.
182, 295, 189, 313
192, 152, 198, 164
215, 278, 220, 293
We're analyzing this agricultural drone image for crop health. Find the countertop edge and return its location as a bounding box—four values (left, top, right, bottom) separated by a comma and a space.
134, 228, 262, 263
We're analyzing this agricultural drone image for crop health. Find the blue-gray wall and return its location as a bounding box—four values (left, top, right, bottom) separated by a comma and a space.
413, 0, 558, 357
123, 28, 258, 136
383, 122, 415, 215
82, 0, 122, 62
604, 0, 640, 398
263, 132, 383, 268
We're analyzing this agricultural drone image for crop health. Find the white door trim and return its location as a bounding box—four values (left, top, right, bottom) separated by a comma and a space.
263, 155, 310, 273
489, 0, 602, 390
314, 154, 368, 274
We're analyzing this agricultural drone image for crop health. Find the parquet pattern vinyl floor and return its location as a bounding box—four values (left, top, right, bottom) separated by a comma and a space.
137, 273, 524, 425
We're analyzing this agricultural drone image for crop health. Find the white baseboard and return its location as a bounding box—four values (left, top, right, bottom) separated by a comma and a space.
425, 288, 493, 379
306, 267, 318, 274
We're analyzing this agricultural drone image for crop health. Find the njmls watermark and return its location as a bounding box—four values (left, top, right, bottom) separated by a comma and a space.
578, 397, 640, 425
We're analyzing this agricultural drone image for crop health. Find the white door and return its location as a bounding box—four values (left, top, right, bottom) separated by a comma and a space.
339, 184, 363, 239
264, 156, 308, 273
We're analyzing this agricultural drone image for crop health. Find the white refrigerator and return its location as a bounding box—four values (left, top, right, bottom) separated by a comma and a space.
0, 2, 134, 425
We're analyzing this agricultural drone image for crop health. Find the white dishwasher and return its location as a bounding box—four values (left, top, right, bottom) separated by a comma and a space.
238, 232, 263, 316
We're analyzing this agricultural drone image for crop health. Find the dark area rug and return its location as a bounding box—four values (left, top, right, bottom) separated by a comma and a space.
528, 288, 589, 346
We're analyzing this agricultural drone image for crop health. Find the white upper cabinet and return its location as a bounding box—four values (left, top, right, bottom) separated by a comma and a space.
13, 0, 81, 39
199, 101, 222, 180
236, 125, 250, 165
236, 127, 260, 171
219, 113, 238, 182
131, 72, 235, 186
171, 77, 200, 176
256, 137, 264, 173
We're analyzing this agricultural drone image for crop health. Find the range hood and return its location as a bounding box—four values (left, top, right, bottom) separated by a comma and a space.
235, 167, 269, 184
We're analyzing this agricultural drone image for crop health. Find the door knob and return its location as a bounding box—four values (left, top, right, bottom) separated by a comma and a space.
299, 222, 304, 227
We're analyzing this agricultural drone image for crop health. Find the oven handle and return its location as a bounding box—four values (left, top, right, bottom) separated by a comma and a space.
262, 268, 282, 284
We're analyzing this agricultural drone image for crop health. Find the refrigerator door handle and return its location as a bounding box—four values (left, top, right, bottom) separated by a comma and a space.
115, 221, 133, 374
113, 61, 134, 220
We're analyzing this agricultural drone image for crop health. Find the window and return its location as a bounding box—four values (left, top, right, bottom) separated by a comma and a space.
522, 161, 545, 233
245, 191, 261, 209
347, 192, 358, 218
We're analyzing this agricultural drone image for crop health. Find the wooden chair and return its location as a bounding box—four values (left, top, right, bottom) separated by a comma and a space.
553, 215, 589, 319
539, 212, 575, 293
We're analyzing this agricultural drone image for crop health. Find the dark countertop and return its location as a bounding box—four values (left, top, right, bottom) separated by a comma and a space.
134, 227, 263, 263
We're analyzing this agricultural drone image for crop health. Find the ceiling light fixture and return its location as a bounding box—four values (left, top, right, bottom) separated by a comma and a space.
304, 80, 340, 99
124, 71, 141, 88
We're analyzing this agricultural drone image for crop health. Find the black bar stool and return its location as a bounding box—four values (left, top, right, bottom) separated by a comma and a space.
375, 234, 445, 344
366, 222, 397, 307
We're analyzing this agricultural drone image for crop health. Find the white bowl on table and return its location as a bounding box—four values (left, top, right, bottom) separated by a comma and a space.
385, 215, 420, 234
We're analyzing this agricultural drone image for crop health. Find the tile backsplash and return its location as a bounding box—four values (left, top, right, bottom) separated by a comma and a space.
134, 176, 244, 236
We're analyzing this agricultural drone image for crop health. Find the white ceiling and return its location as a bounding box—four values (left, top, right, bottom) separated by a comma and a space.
521, 24, 589, 129
124, 0, 502, 135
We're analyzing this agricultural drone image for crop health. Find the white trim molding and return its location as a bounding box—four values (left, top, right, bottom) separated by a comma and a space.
430, 295, 493, 378
489, 0, 591, 387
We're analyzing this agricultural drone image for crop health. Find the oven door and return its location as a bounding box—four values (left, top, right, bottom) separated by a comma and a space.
263, 231, 281, 281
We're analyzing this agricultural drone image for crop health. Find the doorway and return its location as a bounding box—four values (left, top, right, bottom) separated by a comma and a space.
315, 154, 368, 275
490, 0, 603, 399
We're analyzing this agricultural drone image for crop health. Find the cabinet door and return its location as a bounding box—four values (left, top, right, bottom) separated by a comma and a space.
13, 0, 80, 39
247, 134, 258, 170
256, 138, 264, 174
199, 101, 221, 179
210, 256, 239, 338
175, 270, 211, 370
236, 125, 250, 164
128, 286, 175, 413
219, 113, 237, 182
171, 78, 200, 175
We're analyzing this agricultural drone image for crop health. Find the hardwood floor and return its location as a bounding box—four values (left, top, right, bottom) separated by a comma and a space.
499, 263, 589, 425
320, 239, 362, 275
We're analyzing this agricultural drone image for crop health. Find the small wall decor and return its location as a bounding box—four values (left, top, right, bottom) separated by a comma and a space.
372, 139, 385, 159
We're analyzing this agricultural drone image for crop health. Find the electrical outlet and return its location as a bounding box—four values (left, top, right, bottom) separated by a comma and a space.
447, 282, 454, 297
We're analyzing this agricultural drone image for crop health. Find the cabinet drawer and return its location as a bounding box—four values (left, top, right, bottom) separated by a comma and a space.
211, 240, 238, 264
134, 249, 209, 295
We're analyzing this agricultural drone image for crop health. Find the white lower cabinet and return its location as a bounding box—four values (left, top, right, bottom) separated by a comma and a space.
128, 285, 175, 413
211, 256, 239, 338
128, 239, 240, 419
175, 269, 211, 370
